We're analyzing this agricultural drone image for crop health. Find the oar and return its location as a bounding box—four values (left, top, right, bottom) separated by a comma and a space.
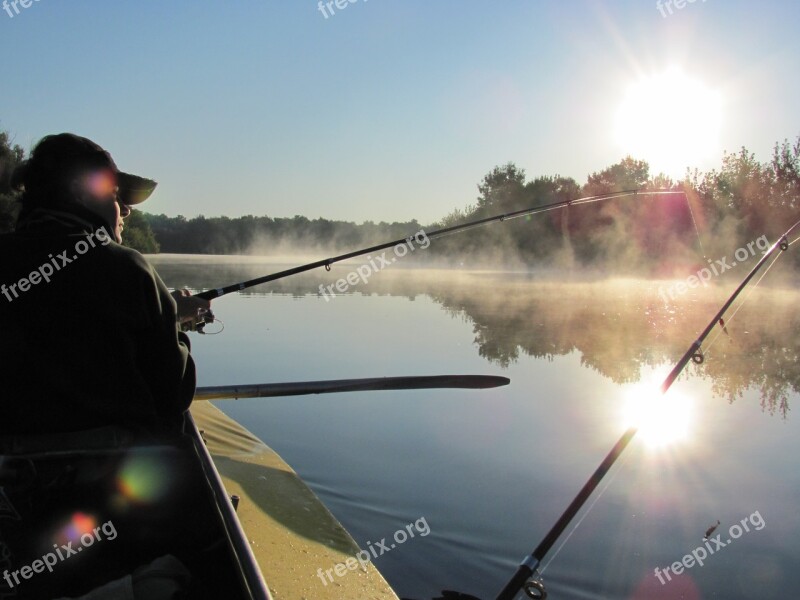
194, 375, 510, 401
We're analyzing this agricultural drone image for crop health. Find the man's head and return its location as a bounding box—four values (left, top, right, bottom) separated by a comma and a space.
12, 133, 157, 242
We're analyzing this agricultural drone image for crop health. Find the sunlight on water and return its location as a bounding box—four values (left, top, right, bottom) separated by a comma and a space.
621, 381, 694, 448
150, 256, 800, 600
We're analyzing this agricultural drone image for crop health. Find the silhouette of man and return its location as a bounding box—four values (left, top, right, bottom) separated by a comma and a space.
0, 133, 209, 437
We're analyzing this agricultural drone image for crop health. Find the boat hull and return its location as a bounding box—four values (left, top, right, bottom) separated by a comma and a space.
190, 401, 400, 600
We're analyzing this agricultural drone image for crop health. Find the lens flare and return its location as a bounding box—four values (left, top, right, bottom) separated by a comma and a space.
83, 169, 118, 199
116, 453, 170, 504
54, 512, 97, 546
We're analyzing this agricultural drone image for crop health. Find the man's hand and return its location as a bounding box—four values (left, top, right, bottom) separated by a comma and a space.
171, 289, 212, 329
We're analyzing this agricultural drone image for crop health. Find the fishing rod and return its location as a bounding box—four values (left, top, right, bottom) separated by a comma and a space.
495, 217, 800, 600
188, 188, 688, 330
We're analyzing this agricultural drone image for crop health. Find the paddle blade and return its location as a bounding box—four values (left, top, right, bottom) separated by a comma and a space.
195, 375, 510, 401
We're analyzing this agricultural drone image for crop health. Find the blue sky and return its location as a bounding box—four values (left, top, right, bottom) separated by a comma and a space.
1, 1, 798, 223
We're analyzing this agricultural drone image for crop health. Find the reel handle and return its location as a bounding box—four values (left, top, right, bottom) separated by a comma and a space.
181, 308, 216, 334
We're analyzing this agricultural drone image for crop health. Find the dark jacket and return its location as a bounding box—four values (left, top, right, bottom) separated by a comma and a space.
0, 206, 195, 436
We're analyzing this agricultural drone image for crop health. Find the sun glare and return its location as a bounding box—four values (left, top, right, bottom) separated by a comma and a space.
614, 67, 722, 179
622, 382, 694, 448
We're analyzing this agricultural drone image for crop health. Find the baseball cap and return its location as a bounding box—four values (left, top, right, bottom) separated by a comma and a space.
13, 133, 157, 205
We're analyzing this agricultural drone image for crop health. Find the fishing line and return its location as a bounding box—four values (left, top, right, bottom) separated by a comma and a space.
702, 233, 800, 358
188, 190, 687, 330
703, 230, 800, 354
684, 193, 708, 260
532, 192, 704, 571
194, 189, 686, 303
495, 217, 800, 600
423, 191, 657, 250
539, 440, 635, 576
702, 250, 783, 355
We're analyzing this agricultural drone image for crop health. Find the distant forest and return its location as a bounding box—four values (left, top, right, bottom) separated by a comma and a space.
2, 130, 799, 274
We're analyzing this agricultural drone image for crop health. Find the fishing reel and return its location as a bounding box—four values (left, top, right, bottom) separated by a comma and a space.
181, 308, 224, 335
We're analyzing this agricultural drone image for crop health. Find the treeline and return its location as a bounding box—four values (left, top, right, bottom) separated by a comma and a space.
143, 213, 424, 255
134, 134, 800, 274
427, 139, 800, 274
2, 127, 799, 273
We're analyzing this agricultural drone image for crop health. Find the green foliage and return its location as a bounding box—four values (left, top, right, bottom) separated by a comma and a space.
0, 131, 24, 233
2, 124, 798, 274
121, 209, 160, 254
688, 137, 800, 268
134, 136, 800, 275
476, 162, 527, 213
141, 212, 423, 256
428, 140, 800, 273
583, 156, 650, 195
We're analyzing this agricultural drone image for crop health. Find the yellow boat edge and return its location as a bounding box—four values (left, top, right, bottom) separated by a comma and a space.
190, 401, 400, 600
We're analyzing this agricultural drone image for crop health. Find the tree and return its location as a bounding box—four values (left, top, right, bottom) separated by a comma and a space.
0, 130, 25, 233
583, 156, 650, 195
768, 137, 800, 222
121, 209, 160, 253
524, 175, 581, 266
476, 162, 527, 213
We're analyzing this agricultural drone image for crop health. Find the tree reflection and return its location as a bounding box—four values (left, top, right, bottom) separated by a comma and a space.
151, 258, 798, 417
428, 277, 799, 418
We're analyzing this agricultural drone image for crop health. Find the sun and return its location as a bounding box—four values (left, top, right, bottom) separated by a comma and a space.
614, 67, 722, 179
621, 382, 694, 448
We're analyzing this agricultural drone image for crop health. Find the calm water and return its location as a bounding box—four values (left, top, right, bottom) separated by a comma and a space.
152, 255, 800, 600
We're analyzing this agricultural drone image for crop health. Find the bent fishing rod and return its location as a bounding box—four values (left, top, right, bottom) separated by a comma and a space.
192, 189, 688, 301
188, 189, 687, 329
495, 217, 800, 600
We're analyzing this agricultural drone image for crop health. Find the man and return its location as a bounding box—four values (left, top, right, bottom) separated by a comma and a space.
0, 133, 209, 437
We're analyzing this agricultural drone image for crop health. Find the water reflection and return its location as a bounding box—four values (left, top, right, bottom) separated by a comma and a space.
148, 256, 799, 599
152, 255, 799, 418
622, 378, 694, 448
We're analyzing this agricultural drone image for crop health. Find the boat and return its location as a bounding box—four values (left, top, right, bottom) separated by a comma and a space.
0, 400, 399, 599
190, 400, 401, 600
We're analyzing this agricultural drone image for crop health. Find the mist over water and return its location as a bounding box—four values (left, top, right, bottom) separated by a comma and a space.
152, 255, 800, 599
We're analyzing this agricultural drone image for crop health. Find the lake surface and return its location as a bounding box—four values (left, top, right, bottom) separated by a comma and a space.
151, 254, 800, 600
